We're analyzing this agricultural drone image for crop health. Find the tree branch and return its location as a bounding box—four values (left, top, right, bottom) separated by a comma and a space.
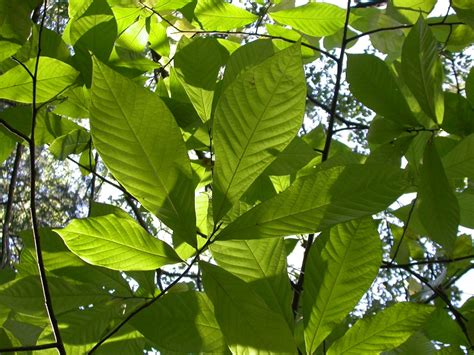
292, 0, 353, 315
346, 21, 464, 44
26, 1, 65, 353
0, 343, 59, 353
1, 144, 23, 268
390, 197, 416, 264
382, 254, 474, 268
0, 119, 31, 143
88, 225, 222, 353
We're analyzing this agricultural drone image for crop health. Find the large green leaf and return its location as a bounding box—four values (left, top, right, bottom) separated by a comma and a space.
217, 164, 407, 240
303, 218, 381, 353
213, 44, 306, 221
131, 291, 227, 353
193, 0, 257, 31
0, 276, 111, 315
389, 0, 436, 24
200, 262, 297, 353
174, 37, 229, 122
418, 141, 459, 251
347, 54, 418, 126
327, 303, 434, 354
90, 58, 196, 246
0, 0, 33, 43
0, 57, 79, 103
442, 133, 474, 179
270, 3, 350, 37
401, 17, 444, 123
210, 238, 293, 327
49, 128, 90, 160
55, 214, 181, 271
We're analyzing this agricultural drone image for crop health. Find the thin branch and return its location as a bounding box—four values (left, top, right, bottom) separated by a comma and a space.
0, 119, 31, 143
345, 21, 464, 44
306, 95, 369, 129
27, 1, 65, 353
88, 225, 221, 353
292, 0, 352, 315
87, 151, 99, 217
398, 265, 473, 348
10, 56, 34, 79
382, 254, 474, 268
1, 144, 23, 268
390, 197, 416, 264
322, 0, 352, 161
0, 343, 59, 353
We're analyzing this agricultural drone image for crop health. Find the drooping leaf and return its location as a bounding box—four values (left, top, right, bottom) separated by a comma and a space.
0, 0, 33, 43
441, 92, 474, 137
418, 140, 460, 251
347, 54, 418, 126
210, 238, 294, 327
90, 58, 196, 247
55, 214, 181, 271
200, 262, 297, 353
327, 302, 434, 354
0, 57, 79, 103
131, 291, 227, 353
193, 0, 257, 31
303, 218, 382, 353
442, 133, 474, 179
401, 17, 444, 123
270, 3, 352, 37
217, 164, 407, 240
213, 44, 306, 221
388, 0, 437, 24
49, 128, 90, 160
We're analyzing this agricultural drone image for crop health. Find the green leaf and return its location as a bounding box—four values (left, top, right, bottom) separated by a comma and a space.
0, 57, 79, 103
303, 218, 382, 353
131, 291, 227, 353
221, 39, 275, 91
193, 0, 257, 31
49, 128, 90, 160
466, 68, 474, 106
327, 303, 434, 354
401, 17, 444, 123
418, 140, 459, 251
152, 0, 194, 12
270, 3, 352, 37
53, 85, 90, 118
347, 54, 418, 126
217, 164, 407, 240
55, 214, 181, 271
441, 92, 474, 137
174, 37, 229, 122
90, 58, 196, 247
210, 238, 293, 327
200, 262, 297, 353
424, 308, 469, 346
443, 133, 474, 179
0, 131, 16, 163
388, 0, 436, 24
0, 0, 33, 43
213, 44, 306, 221
0, 275, 111, 315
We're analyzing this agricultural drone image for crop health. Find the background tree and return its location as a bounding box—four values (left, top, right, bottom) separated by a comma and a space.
0, 0, 473, 354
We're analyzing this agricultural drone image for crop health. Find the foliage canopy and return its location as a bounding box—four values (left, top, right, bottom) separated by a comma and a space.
0, 0, 473, 353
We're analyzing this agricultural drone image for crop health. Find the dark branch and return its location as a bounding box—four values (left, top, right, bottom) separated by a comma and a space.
0, 343, 59, 353
0, 119, 31, 143
27, 1, 65, 353
1, 144, 23, 268
383, 254, 474, 268
346, 21, 464, 44
88, 225, 220, 353
390, 197, 416, 264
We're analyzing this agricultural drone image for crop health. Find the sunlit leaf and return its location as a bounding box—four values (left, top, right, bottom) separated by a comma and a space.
418, 140, 460, 251
0, 57, 79, 103
303, 218, 381, 353
193, 0, 257, 31
200, 262, 297, 353
90, 58, 196, 247
327, 303, 434, 354
401, 17, 444, 123
55, 214, 181, 271
131, 291, 227, 352
270, 3, 353, 37
213, 44, 306, 221
217, 164, 407, 240
210, 238, 294, 327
